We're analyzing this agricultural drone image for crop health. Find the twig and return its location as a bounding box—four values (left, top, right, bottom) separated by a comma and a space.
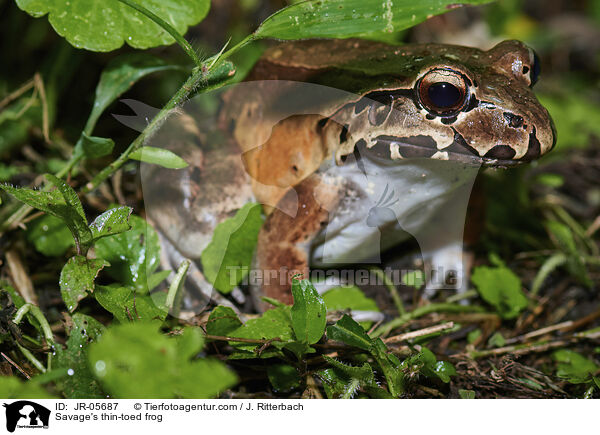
6, 249, 37, 305
205, 334, 282, 345
505, 321, 572, 344
1, 351, 31, 379
372, 303, 487, 338
383, 321, 455, 344
0, 77, 34, 110
466, 339, 570, 359
33, 73, 50, 143
586, 214, 600, 237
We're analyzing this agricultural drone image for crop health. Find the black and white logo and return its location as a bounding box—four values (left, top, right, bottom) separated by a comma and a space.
3, 401, 50, 432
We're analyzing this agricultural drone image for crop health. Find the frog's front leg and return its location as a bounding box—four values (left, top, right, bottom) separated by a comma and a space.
254, 173, 344, 307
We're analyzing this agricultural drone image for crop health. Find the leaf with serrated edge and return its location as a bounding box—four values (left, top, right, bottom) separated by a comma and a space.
94, 284, 167, 323
60, 256, 109, 312
94, 215, 160, 292
89, 206, 132, 241
206, 306, 242, 337
55, 313, 105, 398
326, 314, 372, 351
88, 323, 236, 398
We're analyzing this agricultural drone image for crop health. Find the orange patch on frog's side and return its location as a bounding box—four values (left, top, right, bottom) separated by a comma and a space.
241, 114, 329, 213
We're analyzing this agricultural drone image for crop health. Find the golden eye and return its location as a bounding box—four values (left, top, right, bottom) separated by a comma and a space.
416, 68, 469, 116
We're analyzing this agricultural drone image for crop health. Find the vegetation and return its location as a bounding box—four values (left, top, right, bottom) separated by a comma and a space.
0, 0, 599, 398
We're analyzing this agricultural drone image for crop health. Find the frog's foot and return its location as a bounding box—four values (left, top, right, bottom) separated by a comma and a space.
422, 241, 474, 300
156, 228, 243, 316
254, 173, 344, 310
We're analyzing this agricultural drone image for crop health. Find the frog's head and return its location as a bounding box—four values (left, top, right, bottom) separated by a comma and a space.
330, 40, 556, 167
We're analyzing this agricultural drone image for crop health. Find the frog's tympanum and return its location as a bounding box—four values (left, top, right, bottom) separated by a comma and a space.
140, 39, 555, 311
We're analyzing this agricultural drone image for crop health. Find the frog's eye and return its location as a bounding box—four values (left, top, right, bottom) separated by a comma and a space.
416, 68, 469, 116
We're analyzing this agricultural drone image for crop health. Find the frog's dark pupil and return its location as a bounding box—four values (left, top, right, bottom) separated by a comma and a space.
428, 82, 461, 108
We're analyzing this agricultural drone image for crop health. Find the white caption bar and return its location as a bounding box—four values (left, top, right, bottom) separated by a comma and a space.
0, 399, 595, 434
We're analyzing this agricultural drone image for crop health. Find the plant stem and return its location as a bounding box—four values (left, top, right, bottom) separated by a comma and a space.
166, 259, 190, 317
13, 304, 55, 345
83, 70, 191, 193
366, 266, 405, 316
16, 344, 46, 373
116, 0, 202, 67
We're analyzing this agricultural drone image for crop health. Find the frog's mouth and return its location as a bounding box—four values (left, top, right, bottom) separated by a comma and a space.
369, 135, 526, 168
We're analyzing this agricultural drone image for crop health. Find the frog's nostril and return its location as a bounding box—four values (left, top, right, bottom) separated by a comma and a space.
503, 112, 524, 129
484, 145, 516, 160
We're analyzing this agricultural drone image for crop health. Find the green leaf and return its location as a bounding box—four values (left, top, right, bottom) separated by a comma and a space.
553, 349, 600, 384
228, 306, 294, 355
1, 175, 92, 252
55, 313, 105, 398
326, 314, 372, 351
283, 340, 315, 360
80, 133, 115, 158
290, 279, 326, 345
488, 332, 506, 348
89, 323, 236, 398
89, 206, 132, 241
471, 255, 528, 319
323, 355, 376, 387
267, 364, 301, 393
459, 389, 476, 399
256, 0, 492, 40
206, 306, 243, 337
323, 286, 379, 329
59, 256, 109, 312
401, 347, 455, 383
94, 215, 160, 292
15, 0, 210, 52
147, 270, 171, 291
45, 174, 86, 222
95, 284, 167, 323
317, 368, 361, 399
467, 328, 482, 344
401, 270, 425, 288
545, 221, 592, 287
432, 360, 457, 383
538, 92, 600, 151
84, 54, 181, 134
323, 286, 379, 312
534, 173, 564, 188
129, 146, 189, 169
26, 214, 74, 257
0, 376, 56, 399
371, 338, 404, 397
201, 203, 263, 293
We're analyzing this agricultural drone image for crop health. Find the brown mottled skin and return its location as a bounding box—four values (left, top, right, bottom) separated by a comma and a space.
147, 39, 556, 307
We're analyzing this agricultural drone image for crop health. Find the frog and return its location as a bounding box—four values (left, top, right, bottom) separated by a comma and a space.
139, 38, 555, 312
